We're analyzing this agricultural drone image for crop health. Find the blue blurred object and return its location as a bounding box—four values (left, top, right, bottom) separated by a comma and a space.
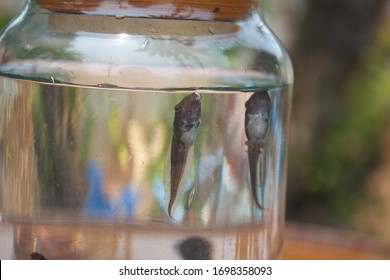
115, 186, 136, 219
84, 161, 136, 219
84, 161, 114, 218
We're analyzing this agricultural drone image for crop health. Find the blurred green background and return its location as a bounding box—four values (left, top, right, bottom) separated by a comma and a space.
264, 0, 390, 246
1, 0, 390, 245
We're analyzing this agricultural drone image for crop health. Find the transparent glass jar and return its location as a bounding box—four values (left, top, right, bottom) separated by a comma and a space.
0, 0, 293, 259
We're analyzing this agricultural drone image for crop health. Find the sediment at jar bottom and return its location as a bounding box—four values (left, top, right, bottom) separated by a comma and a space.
10, 222, 277, 259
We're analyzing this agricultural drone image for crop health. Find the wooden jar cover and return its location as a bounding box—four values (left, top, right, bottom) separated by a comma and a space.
36, 0, 257, 21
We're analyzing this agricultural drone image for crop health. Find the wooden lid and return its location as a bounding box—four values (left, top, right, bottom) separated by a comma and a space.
36, 0, 257, 21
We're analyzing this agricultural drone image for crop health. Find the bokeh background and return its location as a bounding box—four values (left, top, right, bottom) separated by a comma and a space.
265, 0, 390, 245
1, 0, 390, 257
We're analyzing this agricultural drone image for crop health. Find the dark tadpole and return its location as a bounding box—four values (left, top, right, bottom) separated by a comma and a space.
30, 252, 47, 260
177, 237, 212, 260
244, 90, 271, 210
168, 92, 201, 217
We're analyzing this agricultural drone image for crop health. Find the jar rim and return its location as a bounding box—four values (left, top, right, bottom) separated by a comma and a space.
35, 0, 259, 21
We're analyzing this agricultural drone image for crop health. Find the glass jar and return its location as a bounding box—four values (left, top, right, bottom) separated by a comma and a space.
0, 0, 293, 259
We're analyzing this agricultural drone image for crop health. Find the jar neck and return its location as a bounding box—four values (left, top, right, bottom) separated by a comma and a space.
35, 0, 261, 21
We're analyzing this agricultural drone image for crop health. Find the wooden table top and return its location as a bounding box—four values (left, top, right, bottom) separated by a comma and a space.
283, 222, 390, 260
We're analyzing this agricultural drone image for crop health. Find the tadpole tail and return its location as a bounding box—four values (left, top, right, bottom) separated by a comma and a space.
247, 141, 264, 210
168, 137, 189, 218
259, 148, 266, 206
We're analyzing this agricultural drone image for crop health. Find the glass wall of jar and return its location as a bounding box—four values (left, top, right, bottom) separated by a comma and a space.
0, 0, 293, 259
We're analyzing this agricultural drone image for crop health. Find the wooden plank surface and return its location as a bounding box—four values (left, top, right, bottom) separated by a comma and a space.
283, 222, 390, 260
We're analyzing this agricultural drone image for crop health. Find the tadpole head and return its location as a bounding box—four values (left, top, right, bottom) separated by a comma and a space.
175, 92, 202, 122
245, 90, 271, 115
